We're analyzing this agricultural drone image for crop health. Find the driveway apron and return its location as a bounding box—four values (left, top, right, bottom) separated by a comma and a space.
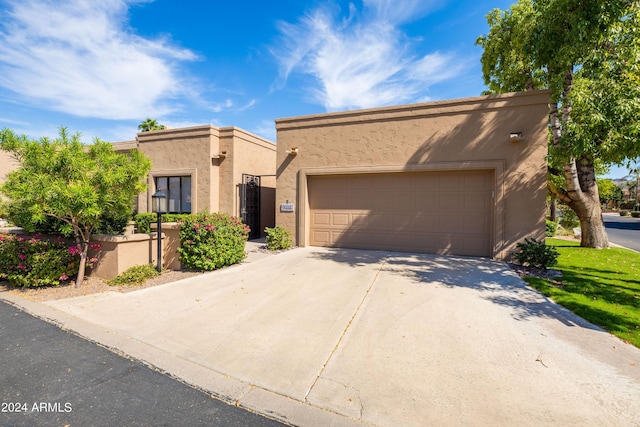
46, 247, 385, 402
39, 247, 640, 426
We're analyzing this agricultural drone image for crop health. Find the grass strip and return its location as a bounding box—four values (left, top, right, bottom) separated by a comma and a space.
524, 238, 640, 348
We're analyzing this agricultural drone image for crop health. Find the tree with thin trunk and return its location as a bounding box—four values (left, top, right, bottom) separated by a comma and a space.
0, 128, 151, 287
138, 118, 165, 132
476, 0, 640, 248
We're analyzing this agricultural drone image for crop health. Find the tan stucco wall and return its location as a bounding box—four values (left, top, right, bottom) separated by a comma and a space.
275, 90, 551, 260
218, 127, 277, 232
123, 125, 276, 233
136, 126, 218, 214
0, 149, 19, 186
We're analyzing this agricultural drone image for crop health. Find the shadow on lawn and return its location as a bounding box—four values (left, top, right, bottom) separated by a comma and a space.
311, 248, 602, 330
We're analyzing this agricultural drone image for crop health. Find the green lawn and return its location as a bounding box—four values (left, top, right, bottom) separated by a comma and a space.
525, 238, 640, 348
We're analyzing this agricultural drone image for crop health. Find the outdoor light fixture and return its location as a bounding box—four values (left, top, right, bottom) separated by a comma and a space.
151, 190, 167, 272
286, 147, 299, 156
509, 132, 524, 142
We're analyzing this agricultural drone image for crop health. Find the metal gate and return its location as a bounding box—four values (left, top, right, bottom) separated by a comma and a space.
241, 173, 261, 239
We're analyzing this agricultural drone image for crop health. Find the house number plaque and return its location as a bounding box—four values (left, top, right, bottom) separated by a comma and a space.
280, 202, 295, 212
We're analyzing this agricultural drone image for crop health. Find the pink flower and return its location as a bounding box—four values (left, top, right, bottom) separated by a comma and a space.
59, 274, 69, 281
18, 254, 26, 261
17, 264, 27, 269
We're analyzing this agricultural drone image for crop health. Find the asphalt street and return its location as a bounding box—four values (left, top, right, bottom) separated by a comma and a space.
0, 300, 286, 427
603, 213, 640, 252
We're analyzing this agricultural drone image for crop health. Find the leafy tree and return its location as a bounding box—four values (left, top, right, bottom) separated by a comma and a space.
0, 128, 151, 287
596, 178, 623, 207
137, 118, 165, 132
476, 0, 640, 248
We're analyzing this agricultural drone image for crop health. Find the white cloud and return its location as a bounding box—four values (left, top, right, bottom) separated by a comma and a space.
212, 99, 234, 113
252, 119, 276, 141
362, 0, 443, 25
272, 1, 461, 111
0, 0, 198, 120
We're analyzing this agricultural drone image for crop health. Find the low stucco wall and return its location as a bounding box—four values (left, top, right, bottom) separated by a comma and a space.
92, 223, 182, 279
91, 233, 160, 279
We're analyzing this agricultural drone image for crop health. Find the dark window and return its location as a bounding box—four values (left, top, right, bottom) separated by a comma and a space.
154, 176, 192, 213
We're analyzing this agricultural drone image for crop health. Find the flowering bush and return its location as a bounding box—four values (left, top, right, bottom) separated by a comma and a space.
177, 212, 249, 271
0, 234, 100, 287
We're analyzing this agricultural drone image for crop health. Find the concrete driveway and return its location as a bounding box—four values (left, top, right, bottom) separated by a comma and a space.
7, 247, 640, 426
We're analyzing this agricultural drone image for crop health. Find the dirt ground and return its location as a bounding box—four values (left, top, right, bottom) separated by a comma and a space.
0, 270, 203, 302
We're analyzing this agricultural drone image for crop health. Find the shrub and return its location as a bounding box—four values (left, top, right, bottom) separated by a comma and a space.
106, 264, 160, 286
134, 213, 192, 233
0, 234, 99, 287
620, 210, 630, 216
134, 213, 156, 233
94, 210, 133, 235
264, 226, 292, 250
177, 212, 249, 271
632, 211, 640, 218
558, 206, 579, 230
620, 201, 636, 210
513, 237, 559, 270
545, 220, 557, 237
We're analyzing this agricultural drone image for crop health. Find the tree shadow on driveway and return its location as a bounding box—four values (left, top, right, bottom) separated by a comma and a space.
311, 247, 602, 331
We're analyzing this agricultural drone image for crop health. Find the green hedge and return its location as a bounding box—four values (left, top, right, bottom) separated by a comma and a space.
6, 210, 132, 237
134, 213, 191, 233
545, 220, 557, 237
177, 212, 249, 271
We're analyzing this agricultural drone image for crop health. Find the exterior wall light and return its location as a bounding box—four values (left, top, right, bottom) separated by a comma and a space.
510, 132, 524, 142
151, 190, 167, 272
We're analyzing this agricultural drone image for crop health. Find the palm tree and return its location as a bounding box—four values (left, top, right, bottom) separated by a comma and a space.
138, 118, 165, 132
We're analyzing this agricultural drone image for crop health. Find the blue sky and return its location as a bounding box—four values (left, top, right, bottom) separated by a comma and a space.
0, 0, 634, 178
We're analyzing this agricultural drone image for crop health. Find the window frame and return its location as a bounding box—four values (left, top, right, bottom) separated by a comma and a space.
150, 171, 195, 214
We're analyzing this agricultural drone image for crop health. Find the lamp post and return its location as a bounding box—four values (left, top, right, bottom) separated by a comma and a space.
152, 190, 167, 272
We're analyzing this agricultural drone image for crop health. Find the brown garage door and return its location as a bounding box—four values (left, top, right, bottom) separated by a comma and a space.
308, 170, 493, 256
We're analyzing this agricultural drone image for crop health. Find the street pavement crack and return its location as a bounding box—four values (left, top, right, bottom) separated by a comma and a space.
303, 254, 389, 402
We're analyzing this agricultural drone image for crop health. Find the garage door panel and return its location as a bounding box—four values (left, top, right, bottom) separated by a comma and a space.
438, 174, 465, 190
414, 214, 438, 229
415, 194, 438, 210
413, 174, 439, 190
308, 171, 492, 256
391, 192, 416, 208
438, 194, 464, 210
350, 194, 371, 209
313, 212, 331, 226
312, 230, 331, 245
464, 192, 490, 209
464, 172, 490, 188
463, 215, 490, 233
332, 213, 350, 226
347, 175, 373, 190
